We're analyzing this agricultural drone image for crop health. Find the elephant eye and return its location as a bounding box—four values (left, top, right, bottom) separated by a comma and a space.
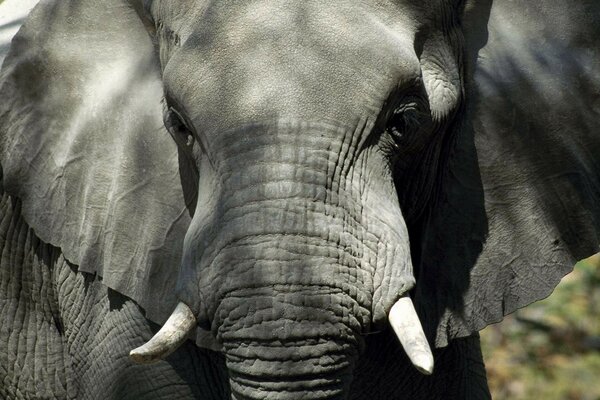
386, 100, 427, 146
164, 105, 194, 148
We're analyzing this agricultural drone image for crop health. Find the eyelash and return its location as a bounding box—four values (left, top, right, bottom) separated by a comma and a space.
384, 95, 430, 150
387, 101, 424, 143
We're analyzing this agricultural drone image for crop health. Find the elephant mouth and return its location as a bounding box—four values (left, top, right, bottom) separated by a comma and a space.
129, 297, 433, 375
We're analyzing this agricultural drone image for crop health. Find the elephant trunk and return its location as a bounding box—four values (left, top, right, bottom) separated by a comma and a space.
130, 122, 434, 394
226, 341, 356, 400
216, 288, 363, 400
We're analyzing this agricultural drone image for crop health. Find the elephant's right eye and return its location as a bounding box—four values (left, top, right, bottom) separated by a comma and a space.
164, 106, 194, 149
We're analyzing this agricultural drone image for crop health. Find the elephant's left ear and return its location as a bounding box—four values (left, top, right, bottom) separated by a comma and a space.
0, 0, 190, 325
414, 0, 600, 347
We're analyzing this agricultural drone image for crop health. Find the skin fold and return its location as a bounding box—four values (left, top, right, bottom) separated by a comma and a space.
0, 0, 599, 399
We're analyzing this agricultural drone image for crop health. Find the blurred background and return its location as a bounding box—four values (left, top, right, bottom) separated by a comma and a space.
481, 255, 600, 399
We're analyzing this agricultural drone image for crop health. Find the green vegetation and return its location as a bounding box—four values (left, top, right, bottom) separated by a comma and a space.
481, 255, 600, 400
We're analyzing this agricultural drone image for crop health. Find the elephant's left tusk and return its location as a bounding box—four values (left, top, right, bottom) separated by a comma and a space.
388, 296, 434, 375
129, 302, 197, 364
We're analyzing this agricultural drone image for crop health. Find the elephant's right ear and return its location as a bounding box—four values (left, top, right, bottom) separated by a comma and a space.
0, 0, 193, 329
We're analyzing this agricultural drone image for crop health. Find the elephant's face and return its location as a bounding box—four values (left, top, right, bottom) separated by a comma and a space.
141, 0, 461, 396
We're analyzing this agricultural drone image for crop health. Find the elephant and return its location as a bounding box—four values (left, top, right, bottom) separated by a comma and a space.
0, 0, 599, 398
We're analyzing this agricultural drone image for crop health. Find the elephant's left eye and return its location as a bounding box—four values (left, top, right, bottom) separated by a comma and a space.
164, 105, 194, 149
385, 99, 430, 150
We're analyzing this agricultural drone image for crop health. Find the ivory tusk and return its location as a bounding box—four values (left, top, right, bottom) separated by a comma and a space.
129, 302, 197, 364
388, 297, 434, 375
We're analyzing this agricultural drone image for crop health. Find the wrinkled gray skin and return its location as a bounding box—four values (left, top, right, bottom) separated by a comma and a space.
1, 0, 599, 399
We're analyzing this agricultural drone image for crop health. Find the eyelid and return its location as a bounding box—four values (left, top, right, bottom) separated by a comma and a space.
165, 103, 197, 139
388, 95, 429, 128
163, 91, 193, 128
169, 106, 189, 129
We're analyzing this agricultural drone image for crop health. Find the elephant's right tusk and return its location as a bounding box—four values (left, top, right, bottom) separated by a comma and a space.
129, 302, 197, 364
388, 297, 434, 375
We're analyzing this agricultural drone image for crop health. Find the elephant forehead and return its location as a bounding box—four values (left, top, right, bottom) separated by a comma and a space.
163, 0, 425, 133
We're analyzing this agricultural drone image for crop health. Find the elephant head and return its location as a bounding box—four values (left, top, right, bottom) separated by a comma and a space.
0, 0, 598, 399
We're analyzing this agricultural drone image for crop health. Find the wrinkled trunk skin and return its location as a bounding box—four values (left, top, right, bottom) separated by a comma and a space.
177, 122, 415, 399
222, 289, 362, 399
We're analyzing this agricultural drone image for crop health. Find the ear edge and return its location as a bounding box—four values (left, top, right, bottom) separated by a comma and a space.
0, 0, 195, 331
